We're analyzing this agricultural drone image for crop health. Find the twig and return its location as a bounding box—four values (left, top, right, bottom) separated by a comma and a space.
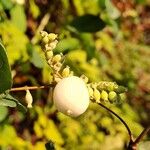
97, 102, 133, 142
10, 84, 54, 92
31, 13, 51, 44
134, 126, 150, 144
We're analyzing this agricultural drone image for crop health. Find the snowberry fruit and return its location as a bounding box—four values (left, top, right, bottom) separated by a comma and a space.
53, 76, 90, 117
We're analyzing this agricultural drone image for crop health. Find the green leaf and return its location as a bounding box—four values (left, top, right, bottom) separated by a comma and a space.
0, 99, 17, 107
0, 21, 29, 65
70, 14, 105, 32
27, 43, 44, 68
0, 0, 13, 10
29, 0, 40, 19
17, 102, 27, 113
0, 43, 12, 94
0, 106, 8, 122
30, 49, 44, 69
10, 5, 27, 32
5, 94, 27, 113
45, 141, 55, 150
55, 38, 80, 53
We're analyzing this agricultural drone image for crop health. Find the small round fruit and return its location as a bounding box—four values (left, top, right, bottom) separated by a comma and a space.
53, 76, 90, 117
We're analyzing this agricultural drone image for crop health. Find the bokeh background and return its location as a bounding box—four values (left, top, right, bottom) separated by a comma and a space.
0, 0, 150, 149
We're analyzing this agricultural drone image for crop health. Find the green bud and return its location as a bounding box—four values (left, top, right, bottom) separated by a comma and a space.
87, 86, 94, 98
119, 93, 126, 102
93, 88, 101, 103
40, 31, 48, 37
45, 51, 53, 60
101, 90, 108, 102
108, 91, 117, 103
62, 67, 70, 77
48, 33, 57, 41
52, 54, 62, 63
107, 83, 115, 91
42, 36, 49, 44
69, 71, 74, 76
115, 86, 127, 93
53, 62, 62, 71
80, 75, 89, 83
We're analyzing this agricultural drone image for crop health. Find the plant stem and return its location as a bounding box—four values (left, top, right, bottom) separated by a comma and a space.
97, 102, 133, 142
10, 84, 54, 92
134, 126, 150, 144
31, 13, 51, 44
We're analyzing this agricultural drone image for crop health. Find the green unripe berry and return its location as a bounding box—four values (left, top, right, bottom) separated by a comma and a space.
108, 91, 117, 103
101, 90, 108, 102
93, 88, 101, 103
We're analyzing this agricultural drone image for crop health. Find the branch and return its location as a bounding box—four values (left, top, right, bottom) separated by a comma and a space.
10, 84, 54, 92
97, 102, 133, 142
134, 126, 150, 144
31, 13, 51, 44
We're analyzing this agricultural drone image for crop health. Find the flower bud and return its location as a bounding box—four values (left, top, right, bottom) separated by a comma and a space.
108, 91, 117, 103
93, 88, 101, 103
42, 36, 49, 44
53, 62, 62, 71
48, 33, 57, 41
40, 31, 48, 37
87, 86, 94, 98
101, 90, 108, 102
62, 66, 70, 77
52, 54, 62, 63
45, 51, 53, 60
25, 90, 33, 108
80, 75, 89, 83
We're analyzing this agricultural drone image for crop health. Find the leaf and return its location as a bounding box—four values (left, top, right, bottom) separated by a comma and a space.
5, 94, 27, 113
0, 106, 8, 122
70, 14, 105, 32
31, 49, 44, 68
55, 38, 80, 53
10, 5, 27, 32
0, 21, 29, 65
45, 141, 55, 150
66, 50, 87, 63
0, 43, 12, 94
0, 0, 13, 10
17, 102, 27, 113
29, 0, 40, 19
0, 99, 17, 107
27, 44, 44, 68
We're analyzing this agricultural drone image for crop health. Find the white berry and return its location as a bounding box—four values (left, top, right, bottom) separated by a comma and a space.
53, 76, 90, 117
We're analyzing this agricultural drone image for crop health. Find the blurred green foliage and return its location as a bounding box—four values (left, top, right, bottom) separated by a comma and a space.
0, 0, 150, 149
